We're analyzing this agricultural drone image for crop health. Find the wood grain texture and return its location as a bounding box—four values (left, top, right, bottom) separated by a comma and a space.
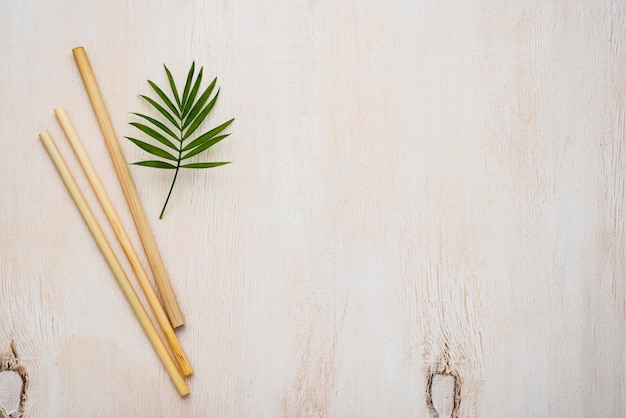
1, 0, 625, 416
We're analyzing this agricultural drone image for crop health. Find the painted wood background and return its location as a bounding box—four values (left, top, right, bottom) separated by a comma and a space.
1, 1, 625, 416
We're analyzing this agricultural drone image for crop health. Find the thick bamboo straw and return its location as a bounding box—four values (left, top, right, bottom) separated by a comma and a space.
38, 130, 189, 397
54, 107, 192, 376
72, 46, 185, 328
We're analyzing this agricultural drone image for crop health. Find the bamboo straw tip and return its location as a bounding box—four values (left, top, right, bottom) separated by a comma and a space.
178, 356, 193, 377
72, 46, 85, 53
171, 317, 185, 329
53, 106, 66, 114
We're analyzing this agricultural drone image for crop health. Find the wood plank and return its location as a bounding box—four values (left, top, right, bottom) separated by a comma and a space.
1, 1, 624, 416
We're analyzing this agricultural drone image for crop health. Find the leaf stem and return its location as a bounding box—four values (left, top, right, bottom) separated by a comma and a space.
159, 116, 184, 219
159, 166, 179, 219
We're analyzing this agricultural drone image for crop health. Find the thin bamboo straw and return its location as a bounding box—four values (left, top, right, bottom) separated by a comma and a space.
54, 107, 193, 376
39, 130, 189, 397
72, 46, 185, 328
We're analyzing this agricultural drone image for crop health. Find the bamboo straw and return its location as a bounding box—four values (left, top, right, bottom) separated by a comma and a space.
71, 46, 185, 328
53, 107, 192, 376
38, 130, 189, 397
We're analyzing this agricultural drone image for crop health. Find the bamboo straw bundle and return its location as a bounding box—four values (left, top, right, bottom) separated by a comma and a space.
38, 47, 193, 396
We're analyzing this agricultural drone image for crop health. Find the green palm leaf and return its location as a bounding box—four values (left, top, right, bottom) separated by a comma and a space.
131, 113, 178, 141
183, 119, 234, 151
140, 95, 180, 129
182, 134, 230, 160
132, 160, 177, 169
181, 162, 230, 169
182, 67, 203, 118
128, 62, 234, 219
180, 62, 195, 110
163, 64, 181, 110
183, 77, 216, 130
125, 137, 178, 161
129, 122, 178, 151
148, 80, 180, 119
183, 90, 220, 140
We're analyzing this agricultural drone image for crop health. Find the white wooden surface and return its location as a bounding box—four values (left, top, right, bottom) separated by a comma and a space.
1, 1, 625, 416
